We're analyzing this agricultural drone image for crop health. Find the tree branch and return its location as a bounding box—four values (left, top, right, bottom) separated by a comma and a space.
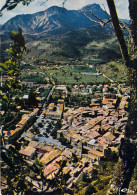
119, 21, 133, 55
107, 0, 130, 67
102, 4, 113, 28
83, 11, 112, 27
0, 0, 33, 12
62, 0, 67, 8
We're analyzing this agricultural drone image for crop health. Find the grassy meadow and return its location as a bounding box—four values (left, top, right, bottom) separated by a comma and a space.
21, 64, 109, 85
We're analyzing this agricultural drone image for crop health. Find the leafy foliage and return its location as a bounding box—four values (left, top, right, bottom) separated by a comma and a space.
1, 146, 30, 194
0, 28, 26, 147
119, 138, 136, 161
65, 93, 93, 108
0, 28, 26, 115
104, 148, 118, 162
84, 184, 96, 195
0, 0, 33, 13
51, 120, 62, 139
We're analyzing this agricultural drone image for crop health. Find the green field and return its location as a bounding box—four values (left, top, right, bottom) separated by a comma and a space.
73, 66, 97, 73
44, 65, 109, 85
21, 64, 109, 85
21, 60, 128, 85
97, 60, 128, 82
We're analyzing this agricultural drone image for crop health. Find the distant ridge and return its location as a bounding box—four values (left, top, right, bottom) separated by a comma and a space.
0, 4, 110, 35
1, 4, 126, 65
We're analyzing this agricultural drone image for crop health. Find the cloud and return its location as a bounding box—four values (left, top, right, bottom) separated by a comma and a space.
0, 0, 129, 24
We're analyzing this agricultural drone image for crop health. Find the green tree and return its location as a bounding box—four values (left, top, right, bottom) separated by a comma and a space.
91, 169, 98, 180
104, 148, 118, 162
47, 160, 69, 194
28, 90, 38, 107
51, 120, 62, 139
1, 146, 29, 195
55, 119, 62, 129
84, 184, 96, 195
31, 158, 47, 192
0, 28, 26, 146
0, 28, 31, 194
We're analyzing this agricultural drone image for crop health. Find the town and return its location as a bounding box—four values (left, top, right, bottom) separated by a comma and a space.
1, 74, 130, 193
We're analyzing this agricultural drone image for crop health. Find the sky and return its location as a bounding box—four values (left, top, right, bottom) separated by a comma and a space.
0, 0, 129, 24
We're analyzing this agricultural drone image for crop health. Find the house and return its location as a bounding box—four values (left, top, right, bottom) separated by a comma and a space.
19, 146, 36, 160
48, 103, 55, 111
87, 138, 105, 151
103, 132, 116, 144
36, 143, 53, 154
15, 114, 30, 132
58, 99, 65, 104
97, 137, 108, 152
21, 82, 35, 87
114, 134, 125, 145
61, 148, 73, 159
83, 165, 93, 175
36, 97, 45, 107
82, 153, 97, 163
87, 139, 97, 148
13, 109, 39, 136
87, 130, 101, 140
118, 117, 128, 123
45, 103, 64, 119
119, 97, 129, 110
16, 106, 21, 110
100, 124, 111, 134
28, 141, 39, 148
83, 146, 104, 162
103, 87, 108, 93
25, 132, 35, 141
10, 130, 16, 136
23, 94, 29, 100
102, 98, 117, 106
63, 167, 71, 175
40, 150, 61, 165
1, 176, 7, 190
70, 164, 84, 177
70, 135, 83, 158
43, 161, 60, 177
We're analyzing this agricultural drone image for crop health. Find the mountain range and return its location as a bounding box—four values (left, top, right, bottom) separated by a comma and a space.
1, 4, 112, 35
1, 4, 125, 70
